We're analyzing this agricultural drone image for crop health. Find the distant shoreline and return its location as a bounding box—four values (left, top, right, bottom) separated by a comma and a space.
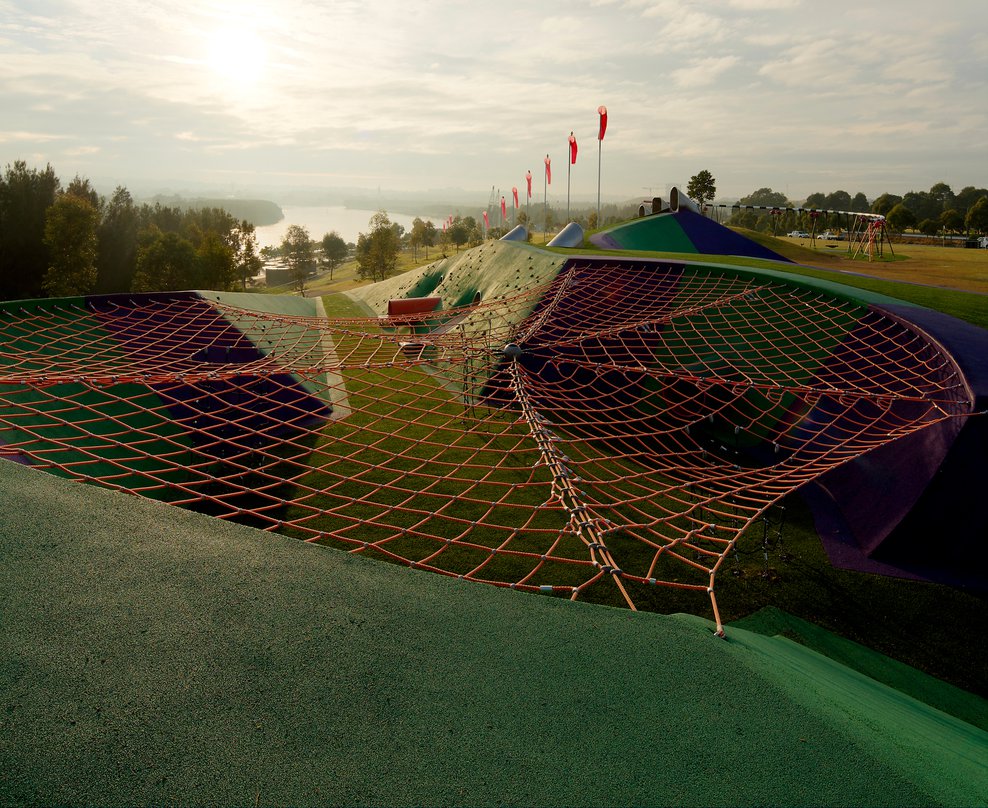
145, 195, 284, 227
253, 205, 426, 249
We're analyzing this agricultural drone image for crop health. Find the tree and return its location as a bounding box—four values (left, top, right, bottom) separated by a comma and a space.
850, 192, 870, 212
902, 190, 938, 223
0, 160, 60, 300
448, 219, 469, 252
686, 170, 716, 209
142, 202, 183, 234
65, 175, 101, 209
728, 188, 789, 232
731, 209, 760, 230
542, 208, 555, 235
355, 211, 399, 282
131, 230, 197, 291
887, 203, 917, 234
871, 193, 902, 217
804, 192, 827, 209
965, 197, 988, 234
231, 220, 262, 291
823, 190, 852, 210
321, 231, 348, 280
955, 186, 988, 217
939, 209, 965, 235
96, 186, 139, 293
195, 230, 236, 290
738, 188, 788, 207
42, 194, 99, 296
422, 220, 437, 259
282, 224, 315, 293
918, 218, 940, 237
409, 218, 427, 262
928, 182, 955, 214
460, 216, 480, 247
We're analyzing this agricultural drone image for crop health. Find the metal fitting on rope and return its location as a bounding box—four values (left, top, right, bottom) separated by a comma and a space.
502, 342, 523, 359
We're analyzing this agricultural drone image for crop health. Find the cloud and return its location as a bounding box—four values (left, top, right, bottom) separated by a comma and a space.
63, 145, 101, 156
1, 0, 986, 201
641, 2, 730, 47
671, 56, 740, 87
726, 0, 801, 9
757, 37, 860, 87
0, 130, 67, 144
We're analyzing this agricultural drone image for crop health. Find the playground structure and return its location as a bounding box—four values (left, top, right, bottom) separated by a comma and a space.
616, 187, 893, 258
705, 200, 893, 247
1, 238, 985, 633
591, 205, 791, 262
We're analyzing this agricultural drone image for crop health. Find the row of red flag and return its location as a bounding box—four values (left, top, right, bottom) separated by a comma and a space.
542, 105, 606, 191
446, 105, 608, 228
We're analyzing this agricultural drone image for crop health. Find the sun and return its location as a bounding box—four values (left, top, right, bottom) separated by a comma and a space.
206, 27, 268, 85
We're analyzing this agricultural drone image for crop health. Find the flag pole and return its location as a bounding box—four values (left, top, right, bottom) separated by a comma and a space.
526, 170, 532, 237
543, 155, 548, 244
567, 132, 572, 222
596, 106, 607, 230
597, 138, 601, 228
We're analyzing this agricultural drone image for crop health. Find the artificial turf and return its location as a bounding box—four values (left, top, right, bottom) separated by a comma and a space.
2, 457, 986, 807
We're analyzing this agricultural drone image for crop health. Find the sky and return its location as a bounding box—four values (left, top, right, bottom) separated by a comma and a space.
2, 0, 987, 205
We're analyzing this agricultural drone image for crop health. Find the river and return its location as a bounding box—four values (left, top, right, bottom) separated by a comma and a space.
254, 206, 428, 249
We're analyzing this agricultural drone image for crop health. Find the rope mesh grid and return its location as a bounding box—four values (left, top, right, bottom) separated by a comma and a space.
0, 262, 971, 632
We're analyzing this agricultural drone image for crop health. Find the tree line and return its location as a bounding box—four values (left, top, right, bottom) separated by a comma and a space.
11, 158, 982, 304
0, 160, 264, 302
271, 213, 440, 292
712, 179, 988, 236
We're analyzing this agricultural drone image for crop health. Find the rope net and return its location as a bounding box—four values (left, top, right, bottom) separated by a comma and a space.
0, 261, 971, 631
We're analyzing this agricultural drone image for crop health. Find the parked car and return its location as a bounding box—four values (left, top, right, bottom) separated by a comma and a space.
979, 236, 988, 249
787, 231, 810, 238
820, 231, 841, 241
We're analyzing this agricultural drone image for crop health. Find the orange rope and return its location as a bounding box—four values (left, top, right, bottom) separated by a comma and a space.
0, 266, 973, 625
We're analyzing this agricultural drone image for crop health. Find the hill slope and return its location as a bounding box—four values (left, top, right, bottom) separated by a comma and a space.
2, 459, 986, 806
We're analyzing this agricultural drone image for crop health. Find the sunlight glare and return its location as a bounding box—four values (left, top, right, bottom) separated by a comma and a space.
206, 27, 268, 86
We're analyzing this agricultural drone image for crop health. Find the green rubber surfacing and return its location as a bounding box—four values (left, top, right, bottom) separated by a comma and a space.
2, 459, 986, 806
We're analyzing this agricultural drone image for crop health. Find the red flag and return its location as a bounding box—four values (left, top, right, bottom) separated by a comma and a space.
526, 170, 532, 198
597, 105, 608, 141
500, 196, 506, 220
544, 155, 551, 185
512, 187, 519, 208
569, 132, 577, 165
482, 210, 489, 229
